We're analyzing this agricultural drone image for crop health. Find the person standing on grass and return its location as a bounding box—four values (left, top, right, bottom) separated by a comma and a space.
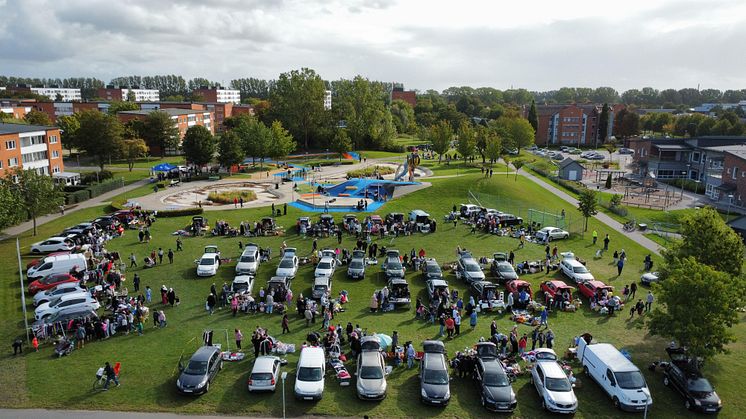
167, 249, 174, 264
540, 308, 548, 327
176, 237, 183, 251
158, 248, 164, 264
603, 234, 610, 251
407, 343, 416, 368
592, 230, 598, 245
239, 196, 244, 208
531, 327, 540, 350
130, 253, 137, 268
519, 334, 527, 354
133, 274, 140, 292
630, 282, 638, 299
207, 293, 216, 315
235, 328, 243, 350
470, 310, 478, 329
102, 362, 119, 390
282, 314, 290, 334
138, 228, 144, 243
231, 295, 238, 317
545, 330, 555, 349
445, 316, 455, 338
617, 258, 625, 276
646, 291, 654, 312
454, 312, 461, 336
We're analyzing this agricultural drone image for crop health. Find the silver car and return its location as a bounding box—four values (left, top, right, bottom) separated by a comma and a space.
236, 244, 260, 275
530, 349, 578, 413
457, 251, 485, 283
420, 340, 450, 405
275, 256, 299, 279
356, 336, 387, 400
347, 257, 366, 280
248, 356, 282, 392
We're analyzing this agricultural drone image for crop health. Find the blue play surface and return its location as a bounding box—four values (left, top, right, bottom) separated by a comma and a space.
289, 178, 419, 213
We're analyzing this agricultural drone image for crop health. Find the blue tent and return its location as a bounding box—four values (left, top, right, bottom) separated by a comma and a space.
152, 163, 177, 172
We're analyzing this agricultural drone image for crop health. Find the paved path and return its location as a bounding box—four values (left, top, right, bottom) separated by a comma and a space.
519, 169, 662, 255
0, 179, 150, 240
0, 409, 315, 419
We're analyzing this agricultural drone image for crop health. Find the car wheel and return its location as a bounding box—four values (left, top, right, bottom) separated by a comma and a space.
612, 396, 620, 409
541, 399, 548, 411
663, 376, 670, 386
563, 234, 569, 239
204, 382, 210, 393
583, 366, 590, 377
219, 361, 223, 371
31, 249, 40, 254
685, 400, 692, 410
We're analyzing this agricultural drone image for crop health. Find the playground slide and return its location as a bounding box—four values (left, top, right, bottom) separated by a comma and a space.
394, 160, 408, 181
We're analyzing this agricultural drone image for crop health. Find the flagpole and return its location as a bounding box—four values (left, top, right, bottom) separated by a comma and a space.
17, 238, 30, 343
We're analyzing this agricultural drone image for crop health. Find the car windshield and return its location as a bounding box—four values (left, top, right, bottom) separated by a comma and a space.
298, 367, 323, 382
688, 377, 714, 393
251, 372, 273, 381
360, 365, 384, 379
573, 266, 589, 274
484, 371, 510, 387
314, 285, 327, 291
387, 260, 402, 269
465, 262, 481, 272
184, 360, 208, 375
423, 368, 449, 385
240, 255, 255, 263
350, 261, 364, 269
317, 262, 331, 270
546, 377, 572, 392
498, 265, 513, 272
616, 371, 646, 389
279, 259, 294, 268
200, 258, 215, 266
426, 264, 441, 274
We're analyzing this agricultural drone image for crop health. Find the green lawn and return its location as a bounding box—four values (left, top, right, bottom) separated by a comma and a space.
1, 173, 744, 418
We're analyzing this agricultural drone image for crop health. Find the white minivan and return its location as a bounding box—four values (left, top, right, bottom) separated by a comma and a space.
27, 253, 87, 280
577, 334, 652, 412
294, 346, 325, 401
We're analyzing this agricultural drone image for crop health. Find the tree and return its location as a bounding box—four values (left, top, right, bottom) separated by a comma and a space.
142, 111, 179, 157
216, 131, 244, 174
598, 103, 610, 144
13, 169, 64, 236
56, 114, 80, 156
268, 120, 296, 162
390, 99, 417, 135
648, 257, 746, 362
120, 138, 149, 171
181, 125, 215, 167
270, 68, 327, 149
527, 100, 538, 134
483, 130, 502, 166
429, 120, 453, 163
605, 172, 612, 189
577, 189, 598, 231
513, 160, 524, 181
665, 207, 744, 276
0, 180, 23, 231
333, 76, 395, 150
107, 100, 139, 115
495, 117, 535, 153
456, 121, 476, 164
603, 141, 617, 164
330, 129, 352, 161
76, 110, 124, 170
613, 108, 640, 138
24, 110, 52, 126
126, 90, 137, 102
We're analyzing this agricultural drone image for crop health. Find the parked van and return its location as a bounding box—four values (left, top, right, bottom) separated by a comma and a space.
27, 253, 87, 280
577, 334, 652, 412
294, 346, 325, 401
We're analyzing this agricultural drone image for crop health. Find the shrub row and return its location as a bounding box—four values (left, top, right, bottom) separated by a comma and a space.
109, 199, 203, 217
64, 179, 124, 205
80, 170, 113, 184
347, 165, 396, 178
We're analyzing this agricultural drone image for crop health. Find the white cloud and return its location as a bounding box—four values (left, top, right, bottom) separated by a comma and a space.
0, 0, 744, 92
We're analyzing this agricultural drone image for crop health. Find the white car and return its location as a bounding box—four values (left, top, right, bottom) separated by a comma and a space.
314, 256, 336, 278
236, 244, 260, 275
356, 336, 387, 400
30, 237, 74, 254
231, 275, 254, 295
197, 253, 221, 277
560, 258, 594, 283
535, 227, 569, 242
33, 282, 85, 306
35, 293, 100, 320
530, 349, 578, 414
275, 256, 299, 279
248, 356, 282, 392
295, 346, 325, 401
640, 272, 660, 285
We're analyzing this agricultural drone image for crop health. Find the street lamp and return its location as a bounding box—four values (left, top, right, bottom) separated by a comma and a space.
281, 371, 288, 419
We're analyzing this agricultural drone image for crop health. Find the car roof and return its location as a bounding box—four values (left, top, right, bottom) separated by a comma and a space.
537, 360, 566, 378
361, 351, 381, 364
563, 258, 584, 267
587, 280, 611, 288
318, 256, 334, 263
545, 280, 573, 288
299, 346, 325, 364
192, 346, 219, 360
233, 275, 252, 283
253, 356, 279, 370
429, 279, 448, 287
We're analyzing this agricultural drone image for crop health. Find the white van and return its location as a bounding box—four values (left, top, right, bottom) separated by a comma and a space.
294, 346, 325, 401
27, 253, 87, 280
577, 335, 652, 412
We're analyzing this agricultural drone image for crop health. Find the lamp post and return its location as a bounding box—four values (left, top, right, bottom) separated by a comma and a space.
281, 371, 288, 419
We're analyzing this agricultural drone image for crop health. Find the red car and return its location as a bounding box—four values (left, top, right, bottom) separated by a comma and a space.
505, 279, 533, 298
113, 210, 136, 223
578, 280, 614, 300
28, 273, 79, 295
540, 280, 575, 298
25, 251, 71, 270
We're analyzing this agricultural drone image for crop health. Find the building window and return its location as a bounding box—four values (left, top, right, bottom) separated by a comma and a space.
5, 140, 16, 150
52, 150, 60, 158
692, 152, 700, 162
733, 167, 739, 180
0, 160, 3, 168
53, 165, 60, 173
8, 157, 18, 167
49, 135, 58, 144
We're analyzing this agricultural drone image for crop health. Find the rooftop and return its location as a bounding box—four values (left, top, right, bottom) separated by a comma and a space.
0, 122, 58, 134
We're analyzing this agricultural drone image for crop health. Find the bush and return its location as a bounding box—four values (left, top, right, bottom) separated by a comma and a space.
65, 190, 90, 205
80, 170, 113, 185
87, 179, 124, 198
347, 165, 396, 178
207, 190, 257, 204
109, 199, 203, 217
382, 144, 406, 153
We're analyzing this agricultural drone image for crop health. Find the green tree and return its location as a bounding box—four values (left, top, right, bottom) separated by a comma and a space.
429, 120, 453, 163
0, 180, 23, 231
329, 129, 352, 161
603, 141, 617, 164
107, 100, 139, 115
475, 125, 489, 163
120, 138, 149, 171
142, 111, 179, 157
126, 90, 137, 102
13, 169, 64, 236
648, 257, 746, 362
456, 121, 476, 164
56, 114, 80, 156
390, 99, 417, 135
513, 160, 524, 181
268, 120, 296, 162
270, 68, 326, 149
613, 108, 640, 138
76, 110, 124, 170
24, 110, 52, 126
605, 172, 612, 189
577, 189, 598, 231
333, 76, 394, 150
598, 103, 610, 144
217, 131, 244, 175
181, 125, 216, 167
665, 207, 744, 276
495, 116, 535, 153
483, 130, 502, 167
527, 100, 538, 134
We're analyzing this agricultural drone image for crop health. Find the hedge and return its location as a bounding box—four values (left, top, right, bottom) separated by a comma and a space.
87, 179, 124, 198
109, 199, 203, 218
81, 170, 113, 184
65, 190, 90, 205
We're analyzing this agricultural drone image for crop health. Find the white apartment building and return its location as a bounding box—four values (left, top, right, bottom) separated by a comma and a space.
121, 88, 160, 102
30, 87, 81, 102
324, 90, 332, 110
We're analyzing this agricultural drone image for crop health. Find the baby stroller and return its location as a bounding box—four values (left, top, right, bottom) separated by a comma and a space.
55, 337, 74, 358
143, 257, 156, 268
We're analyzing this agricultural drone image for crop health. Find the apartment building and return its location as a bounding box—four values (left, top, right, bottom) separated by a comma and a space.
0, 123, 64, 178
533, 104, 624, 147
391, 85, 416, 107
8, 85, 81, 102
324, 90, 332, 110
97, 86, 160, 102
31, 102, 110, 123
117, 109, 214, 155
0, 104, 32, 120
192, 87, 241, 104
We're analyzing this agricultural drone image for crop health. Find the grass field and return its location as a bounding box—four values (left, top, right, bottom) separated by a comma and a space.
1, 172, 744, 418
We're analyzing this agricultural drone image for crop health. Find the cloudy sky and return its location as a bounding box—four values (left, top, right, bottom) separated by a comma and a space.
1, 0, 745, 92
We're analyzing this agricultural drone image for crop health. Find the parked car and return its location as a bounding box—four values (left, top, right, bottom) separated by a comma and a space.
456, 251, 485, 283
530, 348, 578, 413
30, 237, 75, 254
177, 345, 223, 395
267, 276, 292, 301
459, 204, 481, 218
497, 213, 523, 226
26, 250, 70, 270
640, 272, 660, 285
491, 261, 518, 282
420, 340, 450, 406
662, 347, 722, 412
588, 153, 606, 160
551, 153, 565, 161
409, 209, 432, 233
92, 216, 120, 229
535, 227, 570, 242
619, 148, 634, 155
470, 281, 502, 307
35, 293, 99, 320
383, 250, 405, 279
578, 280, 614, 300
236, 244, 260, 275
569, 148, 582, 155
196, 251, 221, 277
28, 273, 79, 295
474, 342, 517, 412
387, 278, 411, 305
422, 259, 443, 281
312, 276, 332, 299
356, 336, 388, 400
31, 306, 98, 329
540, 280, 575, 299
275, 256, 299, 279
560, 258, 595, 283
33, 282, 87, 306
248, 355, 282, 392
314, 256, 336, 278
426, 279, 450, 302
231, 275, 254, 295
295, 346, 326, 401
27, 253, 87, 280
347, 256, 366, 280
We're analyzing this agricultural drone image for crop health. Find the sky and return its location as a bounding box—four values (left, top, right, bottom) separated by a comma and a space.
1, 0, 745, 92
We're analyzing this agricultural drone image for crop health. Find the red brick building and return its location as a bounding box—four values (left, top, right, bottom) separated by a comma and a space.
192, 87, 241, 104
117, 109, 214, 155
392, 87, 416, 107
0, 123, 64, 178
533, 104, 624, 147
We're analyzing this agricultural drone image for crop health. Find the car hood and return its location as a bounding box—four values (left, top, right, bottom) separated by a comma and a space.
422, 382, 450, 399
692, 391, 721, 404
236, 261, 258, 270
35, 301, 52, 313
575, 273, 595, 281
485, 385, 515, 403
547, 389, 577, 406
315, 269, 333, 277
500, 271, 518, 280
358, 377, 386, 394
276, 267, 295, 276
179, 372, 208, 388
295, 378, 324, 394
465, 271, 485, 280
198, 265, 216, 272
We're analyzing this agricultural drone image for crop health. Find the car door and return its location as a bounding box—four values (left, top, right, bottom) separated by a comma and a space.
209, 352, 220, 380
670, 365, 686, 396
533, 365, 545, 395
606, 368, 617, 389
273, 359, 281, 383
475, 362, 484, 387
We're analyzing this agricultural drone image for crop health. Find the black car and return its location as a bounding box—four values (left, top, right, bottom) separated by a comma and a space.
663, 348, 722, 413
92, 216, 119, 229
177, 346, 223, 395
422, 259, 443, 281
474, 342, 517, 412
497, 213, 523, 226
